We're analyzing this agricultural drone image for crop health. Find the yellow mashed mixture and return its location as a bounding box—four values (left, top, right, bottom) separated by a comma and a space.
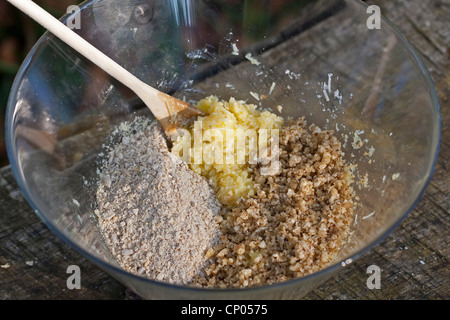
171, 96, 283, 207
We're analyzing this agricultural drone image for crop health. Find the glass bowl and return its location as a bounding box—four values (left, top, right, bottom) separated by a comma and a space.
5, 0, 440, 299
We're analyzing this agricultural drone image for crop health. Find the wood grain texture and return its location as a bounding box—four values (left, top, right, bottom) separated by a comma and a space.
0, 0, 448, 300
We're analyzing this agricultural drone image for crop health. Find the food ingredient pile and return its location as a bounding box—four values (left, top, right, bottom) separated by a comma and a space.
171, 95, 284, 207
95, 96, 355, 288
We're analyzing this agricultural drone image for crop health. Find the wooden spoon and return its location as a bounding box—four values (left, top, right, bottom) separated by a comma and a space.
7, 0, 205, 136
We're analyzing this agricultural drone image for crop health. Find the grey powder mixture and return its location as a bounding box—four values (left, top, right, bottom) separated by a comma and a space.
95, 118, 222, 285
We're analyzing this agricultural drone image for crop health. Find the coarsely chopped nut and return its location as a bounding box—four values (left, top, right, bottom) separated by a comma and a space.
193, 117, 355, 288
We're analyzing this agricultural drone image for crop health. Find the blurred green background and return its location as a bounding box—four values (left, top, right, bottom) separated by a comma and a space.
0, 0, 83, 167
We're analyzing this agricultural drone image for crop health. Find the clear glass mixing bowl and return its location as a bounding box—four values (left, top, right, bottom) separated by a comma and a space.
5, 0, 440, 299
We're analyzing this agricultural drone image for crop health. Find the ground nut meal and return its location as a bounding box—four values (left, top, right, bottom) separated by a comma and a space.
95, 95, 355, 288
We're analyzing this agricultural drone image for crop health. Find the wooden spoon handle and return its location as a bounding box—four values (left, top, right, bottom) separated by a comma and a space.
7, 0, 193, 122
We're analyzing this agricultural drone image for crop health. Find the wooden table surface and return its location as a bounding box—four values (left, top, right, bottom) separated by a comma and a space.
0, 0, 448, 300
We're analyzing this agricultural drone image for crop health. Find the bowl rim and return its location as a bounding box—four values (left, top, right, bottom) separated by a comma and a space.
5, 0, 441, 295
